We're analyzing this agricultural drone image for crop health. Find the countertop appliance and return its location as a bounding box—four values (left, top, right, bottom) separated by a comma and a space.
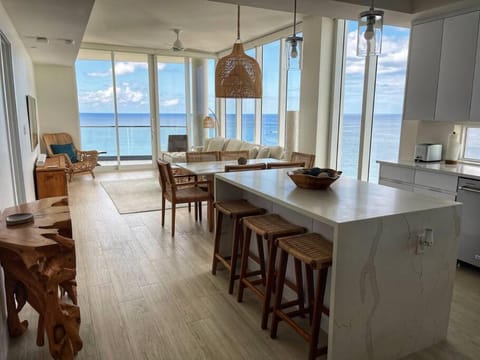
415, 143, 442, 162
457, 177, 480, 267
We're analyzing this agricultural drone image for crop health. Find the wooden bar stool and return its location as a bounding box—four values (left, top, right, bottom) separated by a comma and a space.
237, 214, 305, 329
270, 233, 333, 360
212, 200, 265, 294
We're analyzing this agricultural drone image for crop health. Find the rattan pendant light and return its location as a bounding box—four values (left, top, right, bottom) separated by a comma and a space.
215, 5, 262, 98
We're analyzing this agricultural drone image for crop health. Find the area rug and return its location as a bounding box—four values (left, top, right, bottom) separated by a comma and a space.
101, 177, 164, 214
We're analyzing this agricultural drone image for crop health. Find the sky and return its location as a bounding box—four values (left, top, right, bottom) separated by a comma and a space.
75, 22, 410, 116
343, 21, 410, 115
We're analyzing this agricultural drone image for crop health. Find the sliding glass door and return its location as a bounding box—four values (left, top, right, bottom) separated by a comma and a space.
76, 50, 152, 166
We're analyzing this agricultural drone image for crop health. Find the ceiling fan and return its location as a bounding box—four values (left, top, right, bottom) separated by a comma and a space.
171, 29, 184, 52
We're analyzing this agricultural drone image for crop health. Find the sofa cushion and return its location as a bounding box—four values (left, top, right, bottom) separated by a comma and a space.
268, 146, 284, 160
206, 137, 226, 152
256, 147, 271, 159
240, 142, 259, 159
225, 138, 243, 151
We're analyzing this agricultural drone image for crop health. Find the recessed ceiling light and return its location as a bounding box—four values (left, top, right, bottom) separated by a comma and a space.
36, 36, 49, 44
60, 39, 75, 45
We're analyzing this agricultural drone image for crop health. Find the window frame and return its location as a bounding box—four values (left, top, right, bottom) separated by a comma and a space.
460, 125, 480, 163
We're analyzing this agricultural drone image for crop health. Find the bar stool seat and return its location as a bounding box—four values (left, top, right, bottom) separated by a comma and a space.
212, 200, 265, 294
237, 213, 305, 329
270, 233, 333, 360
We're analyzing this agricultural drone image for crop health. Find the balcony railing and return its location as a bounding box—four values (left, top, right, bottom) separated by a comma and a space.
80, 125, 188, 159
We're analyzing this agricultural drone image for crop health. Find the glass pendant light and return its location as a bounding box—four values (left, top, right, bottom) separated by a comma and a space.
215, 5, 262, 98
286, 0, 303, 70
357, 0, 384, 57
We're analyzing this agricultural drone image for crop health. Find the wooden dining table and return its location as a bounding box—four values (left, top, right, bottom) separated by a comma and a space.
173, 158, 283, 231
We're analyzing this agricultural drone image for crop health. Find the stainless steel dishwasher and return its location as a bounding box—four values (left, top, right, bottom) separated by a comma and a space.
457, 177, 480, 267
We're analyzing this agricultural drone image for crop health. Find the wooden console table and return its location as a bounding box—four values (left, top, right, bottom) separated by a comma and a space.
0, 197, 82, 359
36, 157, 68, 199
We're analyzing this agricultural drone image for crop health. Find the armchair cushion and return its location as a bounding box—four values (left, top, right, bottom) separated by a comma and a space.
50, 143, 78, 163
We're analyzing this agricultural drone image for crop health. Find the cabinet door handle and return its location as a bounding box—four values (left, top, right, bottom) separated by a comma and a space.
459, 185, 480, 194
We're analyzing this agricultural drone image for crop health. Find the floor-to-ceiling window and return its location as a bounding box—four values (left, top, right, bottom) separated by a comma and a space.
225, 99, 236, 138
207, 59, 216, 138
369, 26, 410, 182
76, 50, 152, 165
115, 53, 151, 165
338, 21, 366, 179
76, 50, 118, 165
157, 57, 188, 151
242, 48, 256, 142
262, 40, 281, 145
335, 21, 409, 182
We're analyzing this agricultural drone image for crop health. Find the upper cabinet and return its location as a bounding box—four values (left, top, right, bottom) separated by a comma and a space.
471, 18, 480, 121
436, 12, 480, 121
403, 11, 480, 122
403, 20, 443, 121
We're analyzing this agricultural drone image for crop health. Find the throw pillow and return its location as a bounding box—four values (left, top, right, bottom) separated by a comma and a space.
240, 142, 259, 159
206, 137, 226, 151
50, 143, 78, 163
256, 147, 271, 159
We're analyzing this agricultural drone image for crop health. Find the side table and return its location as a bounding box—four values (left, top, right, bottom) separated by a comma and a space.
35, 157, 68, 199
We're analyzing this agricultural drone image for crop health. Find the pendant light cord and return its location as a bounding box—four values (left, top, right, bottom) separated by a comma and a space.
237, 4, 240, 41
293, 0, 297, 35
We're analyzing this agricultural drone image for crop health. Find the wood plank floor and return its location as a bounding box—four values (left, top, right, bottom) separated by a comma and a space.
6, 170, 480, 360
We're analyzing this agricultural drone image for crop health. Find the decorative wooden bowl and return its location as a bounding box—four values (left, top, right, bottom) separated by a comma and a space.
287, 168, 342, 190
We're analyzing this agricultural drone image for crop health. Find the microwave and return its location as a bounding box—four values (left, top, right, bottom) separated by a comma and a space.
415, 143, 442, 162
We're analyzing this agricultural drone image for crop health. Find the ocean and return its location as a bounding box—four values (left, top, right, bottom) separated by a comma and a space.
80, 112, 402, 182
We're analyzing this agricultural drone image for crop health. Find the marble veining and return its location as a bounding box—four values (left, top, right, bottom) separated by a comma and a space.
359, 220, 383, 359
216, 175, 461, 360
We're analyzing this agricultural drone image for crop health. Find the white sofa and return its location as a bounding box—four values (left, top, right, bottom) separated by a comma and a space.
159, 136, 284, 163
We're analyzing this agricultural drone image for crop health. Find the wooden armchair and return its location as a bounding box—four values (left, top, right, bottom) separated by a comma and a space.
291, 152, 315, 168
42, 133, 99, 182
157, 160, 213, 236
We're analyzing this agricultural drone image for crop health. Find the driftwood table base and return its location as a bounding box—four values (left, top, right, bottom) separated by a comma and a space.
0, 197, 82, 359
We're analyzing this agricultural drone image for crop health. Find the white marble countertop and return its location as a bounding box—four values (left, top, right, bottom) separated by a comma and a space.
378, 160, 480, 180
216, 169, 459, 227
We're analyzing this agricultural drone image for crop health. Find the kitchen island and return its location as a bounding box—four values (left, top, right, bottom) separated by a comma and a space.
215, 169, 461, 360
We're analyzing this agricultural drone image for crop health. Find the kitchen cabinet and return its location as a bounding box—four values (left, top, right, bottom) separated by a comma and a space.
470, 17, 480, 121
378, 163, 458, 201
404, 10, 480, 122
435, 11, 480, 122
414, 170, 458, 193
403, 20, 443, 121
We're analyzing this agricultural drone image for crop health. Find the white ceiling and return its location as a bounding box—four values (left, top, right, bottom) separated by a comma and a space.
1, 0, 477, 66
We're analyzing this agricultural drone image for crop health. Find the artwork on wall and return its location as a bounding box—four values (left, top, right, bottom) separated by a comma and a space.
26, 95, 38, 151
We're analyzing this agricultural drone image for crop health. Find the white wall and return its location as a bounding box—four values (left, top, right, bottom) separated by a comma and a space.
34, 64, 80, 152
398, 120, 459, 161
0, 2, 38, 358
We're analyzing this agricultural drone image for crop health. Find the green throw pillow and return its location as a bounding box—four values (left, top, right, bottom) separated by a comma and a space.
50, 143, 78, 163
